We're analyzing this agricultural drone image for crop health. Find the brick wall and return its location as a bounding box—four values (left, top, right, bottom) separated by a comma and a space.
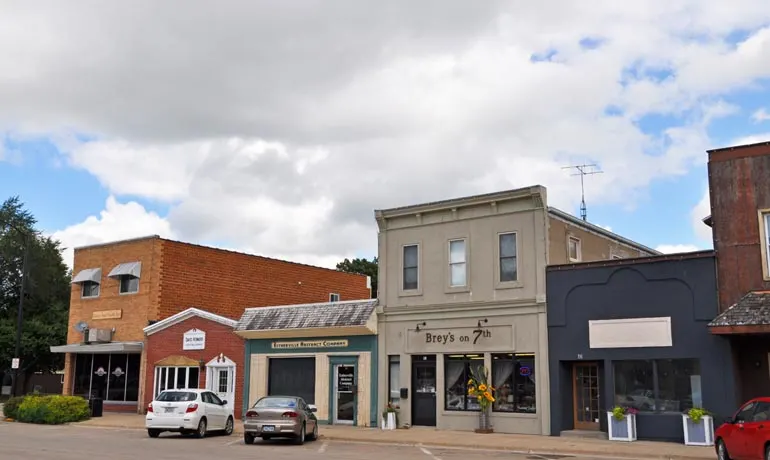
157, 239, 371, 320
144, 315, 245, 418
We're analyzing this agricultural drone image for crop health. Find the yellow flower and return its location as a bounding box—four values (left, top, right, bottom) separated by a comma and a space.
468, 379, 473, 385
478, 384, 487, 392
484, 391, 495, 402
477, 396, 482, 401
468, 387, 476, 395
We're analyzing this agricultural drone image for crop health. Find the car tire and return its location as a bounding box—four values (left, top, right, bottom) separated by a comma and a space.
244, 433, 256, 445
147, 429, 161, 438
294, 424, 305, 445
224, 417, 234, 436
717, 439, 731, 460
307, 422, 318, 441
765, 444, 770, 460
195, 418, 207, 439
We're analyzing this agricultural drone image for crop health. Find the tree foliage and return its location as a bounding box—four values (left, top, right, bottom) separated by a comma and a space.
0, 196, 71, 380
336, 257, 378, 298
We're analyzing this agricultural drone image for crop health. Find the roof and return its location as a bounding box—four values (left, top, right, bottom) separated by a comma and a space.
708, 291, 770, 328
707, 140, 770, 154
547, 207, 661, 255
144, 307, 238, 335
236, 299, 378, 332
547, 249, 714, 271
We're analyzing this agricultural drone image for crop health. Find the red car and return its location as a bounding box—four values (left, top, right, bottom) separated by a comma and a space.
716, 398, 770, 460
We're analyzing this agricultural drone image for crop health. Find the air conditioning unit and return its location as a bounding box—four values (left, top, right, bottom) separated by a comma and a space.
87, 328, 113, 343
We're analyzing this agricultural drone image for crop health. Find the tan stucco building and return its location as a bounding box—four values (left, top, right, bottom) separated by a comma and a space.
375, 186, 657, 435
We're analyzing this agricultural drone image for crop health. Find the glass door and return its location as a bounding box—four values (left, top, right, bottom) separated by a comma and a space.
573, 362, 600, 430
334, 364, 356, 424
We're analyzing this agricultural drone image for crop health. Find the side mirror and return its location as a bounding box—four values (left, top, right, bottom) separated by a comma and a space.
221, 400, 228, 406
308, 404, 318, 413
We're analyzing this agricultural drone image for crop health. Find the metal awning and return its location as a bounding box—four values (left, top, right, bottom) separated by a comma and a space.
108, 261, 142, 278
72, 267, 102, 284
50, 342, 144, 354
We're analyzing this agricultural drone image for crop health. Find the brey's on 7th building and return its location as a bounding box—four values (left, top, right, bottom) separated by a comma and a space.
50, 235, 371, 413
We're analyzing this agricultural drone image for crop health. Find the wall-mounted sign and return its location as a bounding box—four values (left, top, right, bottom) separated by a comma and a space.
520, 366, 531, 377
92, 309, 122, 320
183, 329, 206, 350
271, 339, 349, 350
406, 325, 514, 353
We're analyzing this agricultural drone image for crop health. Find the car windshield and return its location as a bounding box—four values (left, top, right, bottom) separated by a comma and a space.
254, 397, 298, 409
156, 391, 197, 402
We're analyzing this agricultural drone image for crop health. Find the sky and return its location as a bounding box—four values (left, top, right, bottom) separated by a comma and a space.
1, 1, 770, 269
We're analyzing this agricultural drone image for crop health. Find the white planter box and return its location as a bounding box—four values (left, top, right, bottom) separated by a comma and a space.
607, 412, 637, 442
682, 415, 714, 446
382, 412, 396, 430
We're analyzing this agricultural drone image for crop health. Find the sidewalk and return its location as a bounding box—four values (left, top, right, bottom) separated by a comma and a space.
74, 413, 715, 460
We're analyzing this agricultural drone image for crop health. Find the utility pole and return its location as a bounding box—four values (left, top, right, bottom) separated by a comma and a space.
2, 221, 30, 397
562, 164, 603, 221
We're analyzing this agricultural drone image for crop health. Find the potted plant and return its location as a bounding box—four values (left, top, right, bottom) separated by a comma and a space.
381, 402, 399, 430
467, 366, 496, 433
607, 405, 638, 441
682, 407, 714, 446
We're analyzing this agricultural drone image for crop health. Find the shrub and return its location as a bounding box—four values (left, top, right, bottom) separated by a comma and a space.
16, 395, 90, 424
2, 396, 24, 420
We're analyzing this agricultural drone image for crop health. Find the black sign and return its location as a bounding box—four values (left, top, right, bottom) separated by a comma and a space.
424, 327, 492, 345
338, 367, 354, 392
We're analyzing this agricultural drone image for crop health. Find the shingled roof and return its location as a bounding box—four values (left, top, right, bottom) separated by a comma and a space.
236, 299, 378, 332
709, 291, 770, 328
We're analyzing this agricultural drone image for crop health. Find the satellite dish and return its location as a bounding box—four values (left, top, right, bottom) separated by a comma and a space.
74, 321, 88, 332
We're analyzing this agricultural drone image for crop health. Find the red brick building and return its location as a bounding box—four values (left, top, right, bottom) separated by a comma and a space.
704, 141, 770, 403
50, 235, 371, 413
143, 308, 245, 418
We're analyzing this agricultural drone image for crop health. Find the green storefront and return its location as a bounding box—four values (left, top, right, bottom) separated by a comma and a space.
235, 300, 379, 427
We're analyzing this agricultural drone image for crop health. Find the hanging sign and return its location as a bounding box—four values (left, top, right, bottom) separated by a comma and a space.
183, 329, 206, 350
520, 366, 531, 377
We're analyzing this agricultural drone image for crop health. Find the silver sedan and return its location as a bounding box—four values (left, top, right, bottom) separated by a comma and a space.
243, 396, 319, 445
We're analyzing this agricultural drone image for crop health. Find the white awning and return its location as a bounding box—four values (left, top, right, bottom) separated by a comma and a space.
72, 267, 102, 284
50, 342, 144, 354
108, 261, 142, 278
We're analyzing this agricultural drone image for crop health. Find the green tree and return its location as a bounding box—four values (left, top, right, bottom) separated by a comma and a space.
336, 257, 378, 298
0, 196, 71, 390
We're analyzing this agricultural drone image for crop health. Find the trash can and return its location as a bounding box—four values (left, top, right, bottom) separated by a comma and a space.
89, 397, 103, 417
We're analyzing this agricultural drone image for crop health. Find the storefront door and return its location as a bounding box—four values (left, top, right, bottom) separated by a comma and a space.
572, 362, 600, 430
333, 364, 356, 425
206, 355, 236, 411
411, 355, 436, 427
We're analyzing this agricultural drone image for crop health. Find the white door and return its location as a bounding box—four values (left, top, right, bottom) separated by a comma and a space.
206, 355, 236, 413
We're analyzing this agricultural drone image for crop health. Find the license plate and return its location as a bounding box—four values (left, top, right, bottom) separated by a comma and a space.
262, 425, 275, 432
164, 407, 175, 413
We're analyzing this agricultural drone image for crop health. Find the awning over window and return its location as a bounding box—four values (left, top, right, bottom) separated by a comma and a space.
709, 291, 770, 334
72, 267, 102, 284
50, 342, 144, 354
108, 261, 142, 278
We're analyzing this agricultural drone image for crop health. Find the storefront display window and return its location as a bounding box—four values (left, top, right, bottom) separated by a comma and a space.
445, 354, 484, 411
613, 359, 701, 413
72, 353, 141, 402
388, 355, 400, 406
153, 366, 200, 398
491, 353, 537, 413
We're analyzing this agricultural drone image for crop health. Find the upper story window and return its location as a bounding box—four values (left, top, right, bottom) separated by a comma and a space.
72, 267, 102, 299
329, 293, 340, 302
119, 275, 139, 294
499, 232, 518, 282
763, 211, 770, 276
108, 261, 142, 295
403, 244, 419, 291
568, 236, 582, 262
449, 239, 467, 287
81, 281, 100, 298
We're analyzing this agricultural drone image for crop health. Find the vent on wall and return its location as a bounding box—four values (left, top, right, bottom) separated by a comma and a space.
86, 328, 113, 343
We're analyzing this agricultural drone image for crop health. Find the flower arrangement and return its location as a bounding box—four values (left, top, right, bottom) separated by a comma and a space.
467, 365, 496, 411
611, 405, 639, 421
687, 407, 710, 424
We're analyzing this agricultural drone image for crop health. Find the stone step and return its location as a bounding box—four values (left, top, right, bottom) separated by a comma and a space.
560, 429, 608, 440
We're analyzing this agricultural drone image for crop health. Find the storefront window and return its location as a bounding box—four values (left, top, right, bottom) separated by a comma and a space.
445, 354, 484, 411
389, 356, 400, 406
491, 353, 537, 413
613, 359, 701, 413
153, 366, 200, 398
71, 353, 140, 402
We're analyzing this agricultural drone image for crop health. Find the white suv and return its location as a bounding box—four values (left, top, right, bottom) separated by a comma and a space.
145, 389, 234, 438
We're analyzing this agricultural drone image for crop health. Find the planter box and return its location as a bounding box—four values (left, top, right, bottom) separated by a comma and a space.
682, 415, 714, 446
381, 412, 396, 430
607, 412, 637, 442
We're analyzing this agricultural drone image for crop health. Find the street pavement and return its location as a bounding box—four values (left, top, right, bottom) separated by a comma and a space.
0, 421, 650, 460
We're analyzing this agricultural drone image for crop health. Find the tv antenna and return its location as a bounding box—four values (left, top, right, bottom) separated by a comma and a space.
562, 164, 603, 221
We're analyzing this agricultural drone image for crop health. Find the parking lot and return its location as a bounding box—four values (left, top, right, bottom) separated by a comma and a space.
0, 421, 624, 460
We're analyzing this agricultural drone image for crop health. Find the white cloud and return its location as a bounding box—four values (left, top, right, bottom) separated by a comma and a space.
656, 244, 701, 254
50, 196, 175, 268
2, 2, 769, 262
752, 108, 770, 123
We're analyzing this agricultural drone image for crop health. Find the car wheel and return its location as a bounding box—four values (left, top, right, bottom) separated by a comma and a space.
195, 418, 207, 439
224, 417, 234, 436
147, 429, 161, 438
244, 433, 256, 445
294, 424, 305, 445
717, 440, 730, 460
765, 444, 770, 460
307, 422, 318, 441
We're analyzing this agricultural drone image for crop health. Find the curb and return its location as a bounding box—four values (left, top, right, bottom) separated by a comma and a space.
71, 422, 714, 460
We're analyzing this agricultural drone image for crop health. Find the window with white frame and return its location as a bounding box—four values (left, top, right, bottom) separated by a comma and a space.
81, 281, 100, 298
154, 366, 200, 398
449, 239, 467, 287
329, 293, 340, 302
403, 244, 419, 290
568, 237, 582, 262
499, 233, 518, 282
119, 275, 139, 294
764, 212, 770, 274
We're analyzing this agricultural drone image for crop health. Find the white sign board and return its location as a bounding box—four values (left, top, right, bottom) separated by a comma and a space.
271, 339, 348, 350
183, 329, 206, 350
11, 358, 20, 369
